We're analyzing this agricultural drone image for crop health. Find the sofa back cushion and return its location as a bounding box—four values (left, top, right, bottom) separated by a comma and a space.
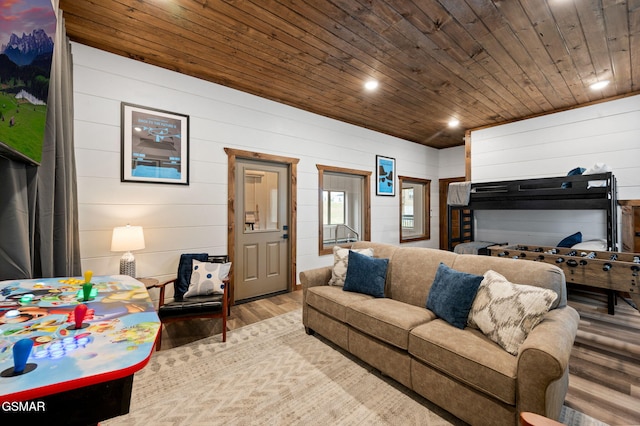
451, 254, 566, 308
348, 241, 566, 309
351, 241, 399, 260
388, 247, 458, 307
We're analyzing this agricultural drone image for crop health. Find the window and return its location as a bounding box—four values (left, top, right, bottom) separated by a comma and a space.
399, 176, 431, 243
323, 190, 345, 225
317, 165, 371, 255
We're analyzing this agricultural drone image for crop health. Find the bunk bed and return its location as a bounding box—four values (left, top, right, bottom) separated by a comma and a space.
447, 172, 618, 253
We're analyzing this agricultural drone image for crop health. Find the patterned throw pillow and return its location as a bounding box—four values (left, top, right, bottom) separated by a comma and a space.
328, 246, 374, 286
184, 260, 232, 297
468, 270, 558, 356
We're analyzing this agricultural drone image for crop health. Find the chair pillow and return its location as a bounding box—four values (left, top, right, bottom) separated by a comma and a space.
467, 270, 558, 356
426, 263, 483, 329
328, 246, 374, 286
342, 250, 388, 298
184, 260, 232, 298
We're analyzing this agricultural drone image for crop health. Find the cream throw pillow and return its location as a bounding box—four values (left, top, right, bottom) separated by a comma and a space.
184, 260, 232, 297
328, 246, 374, 286
468, 270, 558, 355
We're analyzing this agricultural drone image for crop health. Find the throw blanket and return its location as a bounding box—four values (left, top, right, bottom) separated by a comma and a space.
447, 181, 471, 206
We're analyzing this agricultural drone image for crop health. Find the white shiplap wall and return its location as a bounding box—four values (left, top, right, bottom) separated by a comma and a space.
469, 94, 640, 248
72, 43, 443, 286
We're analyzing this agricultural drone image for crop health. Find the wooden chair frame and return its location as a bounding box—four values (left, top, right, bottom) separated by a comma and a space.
150, 276, 229, 351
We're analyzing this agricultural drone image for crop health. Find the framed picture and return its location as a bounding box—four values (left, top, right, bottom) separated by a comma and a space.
121, 103, 189, 185
376, 155, 395, 196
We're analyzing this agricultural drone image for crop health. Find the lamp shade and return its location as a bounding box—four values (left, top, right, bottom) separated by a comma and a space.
111, 225, 145, 252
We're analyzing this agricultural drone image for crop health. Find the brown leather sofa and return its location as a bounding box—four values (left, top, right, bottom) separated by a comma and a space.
300, 242, 579, 426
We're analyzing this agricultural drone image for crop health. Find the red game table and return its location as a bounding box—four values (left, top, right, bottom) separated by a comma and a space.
0, 275, 160, 424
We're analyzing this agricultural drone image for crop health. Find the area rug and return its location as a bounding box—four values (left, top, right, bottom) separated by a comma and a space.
103, 310, 607, 426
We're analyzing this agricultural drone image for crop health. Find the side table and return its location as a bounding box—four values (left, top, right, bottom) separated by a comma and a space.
520, 412, 564, 426
137, 277, 159, 289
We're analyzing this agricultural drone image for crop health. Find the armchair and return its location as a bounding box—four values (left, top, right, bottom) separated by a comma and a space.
152, 253, 231, 351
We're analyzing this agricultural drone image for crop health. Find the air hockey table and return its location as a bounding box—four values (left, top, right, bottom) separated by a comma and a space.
0, 275, 160, 424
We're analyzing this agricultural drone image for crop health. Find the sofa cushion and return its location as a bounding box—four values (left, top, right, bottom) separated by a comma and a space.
409, 319, 518, 405
328, 246, 374, 286
343, 250, 389, 298
467, 270, 558, 355
346, 298, 435, 350
386, 247, 458, 308
305, 286, 373, 323
426, 263, 483, 329
451, 254, 566, 308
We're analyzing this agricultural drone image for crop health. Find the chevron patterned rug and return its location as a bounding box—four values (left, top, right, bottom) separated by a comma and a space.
103, 309, 607, 426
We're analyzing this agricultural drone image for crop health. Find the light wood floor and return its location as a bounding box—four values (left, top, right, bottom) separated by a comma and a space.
157, 288, 639, 425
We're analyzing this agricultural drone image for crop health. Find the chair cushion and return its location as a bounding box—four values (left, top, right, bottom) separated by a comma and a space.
158, 294, 224, 320
175, 253, 209, 298
184, 260, 231, 297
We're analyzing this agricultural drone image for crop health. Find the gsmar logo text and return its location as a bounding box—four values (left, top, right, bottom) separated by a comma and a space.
2, 401, 46, 412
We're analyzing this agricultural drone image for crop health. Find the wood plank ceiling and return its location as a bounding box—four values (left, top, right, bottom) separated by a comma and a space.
58, 0, 640, 149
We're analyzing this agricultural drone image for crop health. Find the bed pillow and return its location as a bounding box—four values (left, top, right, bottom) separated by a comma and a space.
328, 246, 374, 286
557, 231, 582, 248
467, 270, 558, 356
184, 260, 232, 297
342, 250, 388, 298
572, 239, 607, 251
426, 263, 483, 329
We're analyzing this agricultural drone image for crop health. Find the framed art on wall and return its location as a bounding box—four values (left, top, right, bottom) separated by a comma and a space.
121, 103, 189, 185
376, 155, 395, 196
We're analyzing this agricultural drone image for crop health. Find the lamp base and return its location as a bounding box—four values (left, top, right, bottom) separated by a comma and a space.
119, 252, 136, 277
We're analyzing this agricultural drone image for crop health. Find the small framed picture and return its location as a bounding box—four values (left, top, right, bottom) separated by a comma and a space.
376, 155, 395, 196
121, 103, 189, 185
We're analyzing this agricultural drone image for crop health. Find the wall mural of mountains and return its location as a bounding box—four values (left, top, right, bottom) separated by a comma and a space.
0, 0, 56, 165
3, 29, 54, 67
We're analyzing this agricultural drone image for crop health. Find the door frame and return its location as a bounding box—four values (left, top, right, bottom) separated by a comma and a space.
225, 148, 299, 307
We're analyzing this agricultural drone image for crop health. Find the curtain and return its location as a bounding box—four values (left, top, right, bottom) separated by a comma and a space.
0, 2, 80, 280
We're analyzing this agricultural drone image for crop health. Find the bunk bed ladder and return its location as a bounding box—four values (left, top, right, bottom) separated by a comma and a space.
447, 205, 474, 252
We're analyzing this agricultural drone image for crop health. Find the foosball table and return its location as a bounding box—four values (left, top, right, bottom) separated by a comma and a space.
487, 244, 640, 315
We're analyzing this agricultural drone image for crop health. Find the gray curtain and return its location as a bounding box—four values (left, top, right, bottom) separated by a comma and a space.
0, 3, 80, 280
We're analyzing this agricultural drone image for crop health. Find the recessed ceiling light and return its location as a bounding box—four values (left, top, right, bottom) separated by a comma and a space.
590, 80, 610, 90
364, 80, 379, 91
448, 118, 460, 128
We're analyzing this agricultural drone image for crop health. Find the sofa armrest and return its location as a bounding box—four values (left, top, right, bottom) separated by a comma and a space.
299, 266, 332, 331
299, 266, 332, 291
516, 305, 580, 418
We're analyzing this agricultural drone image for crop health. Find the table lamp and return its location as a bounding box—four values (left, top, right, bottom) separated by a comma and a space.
111, 225, 145, 277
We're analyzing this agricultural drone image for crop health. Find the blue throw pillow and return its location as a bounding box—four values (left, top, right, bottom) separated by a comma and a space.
557, 231, 582, 248
343, 250, 389, 298
426, 263, 483, 329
